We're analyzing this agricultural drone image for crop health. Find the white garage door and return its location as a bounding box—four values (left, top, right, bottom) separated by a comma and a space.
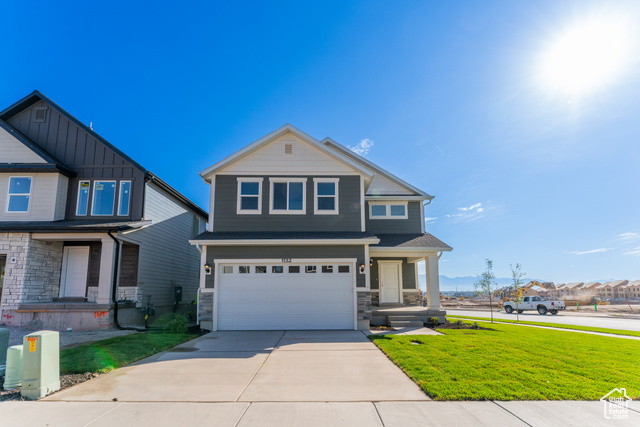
217, 261, 355, 330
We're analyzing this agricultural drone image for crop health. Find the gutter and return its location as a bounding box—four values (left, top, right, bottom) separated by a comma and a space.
107, 230, 146, 332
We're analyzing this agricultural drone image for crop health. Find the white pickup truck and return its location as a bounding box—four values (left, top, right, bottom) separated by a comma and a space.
503, 296, 565, 315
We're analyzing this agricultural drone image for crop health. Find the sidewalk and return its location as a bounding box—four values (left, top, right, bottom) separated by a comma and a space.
0, 400, 638, 426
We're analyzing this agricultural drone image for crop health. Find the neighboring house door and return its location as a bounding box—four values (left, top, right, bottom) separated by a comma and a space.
60, 247, 90, 298
379, 261, 401, 304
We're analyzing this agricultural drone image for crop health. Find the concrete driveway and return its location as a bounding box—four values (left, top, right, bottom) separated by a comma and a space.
46, 330, 427, 402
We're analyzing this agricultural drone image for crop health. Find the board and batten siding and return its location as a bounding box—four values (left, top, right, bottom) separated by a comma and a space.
124, 182, 206, 309
213, 175, 362, 232
204, 245, 366, 289
365, 201, 423, 234
6, 99, 146, 221
0, 172, 68, 221
0, 126, 47, 163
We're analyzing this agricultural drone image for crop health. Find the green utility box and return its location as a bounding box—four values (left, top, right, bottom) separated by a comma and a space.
4, 345, 23, 390
21, 330, 60, 400
0, 328, 9, 376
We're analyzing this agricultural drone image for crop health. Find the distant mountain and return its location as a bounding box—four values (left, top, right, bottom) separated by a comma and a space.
418, 275, 536, 292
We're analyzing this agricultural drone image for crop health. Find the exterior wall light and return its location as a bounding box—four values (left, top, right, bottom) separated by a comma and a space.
204, 263, 211, 275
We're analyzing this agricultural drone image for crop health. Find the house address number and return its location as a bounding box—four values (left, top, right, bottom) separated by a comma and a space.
281, 258, 292, 263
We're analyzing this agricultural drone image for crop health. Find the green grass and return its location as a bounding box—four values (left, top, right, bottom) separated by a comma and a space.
447, 314, 640, 338
60, 333, 198, 374
370, 321, 640, 400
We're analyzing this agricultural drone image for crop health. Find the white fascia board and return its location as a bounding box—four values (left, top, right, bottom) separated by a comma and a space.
190, 238, 380, 246
370, 246, 452, 255
200, 124, 375, 181
322, 138, 433, 199
365, 195, 431, 201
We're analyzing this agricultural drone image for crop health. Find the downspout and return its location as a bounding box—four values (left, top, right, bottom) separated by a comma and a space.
107, 230, 146, 331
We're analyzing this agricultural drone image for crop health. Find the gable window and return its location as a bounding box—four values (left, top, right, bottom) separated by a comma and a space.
91, 181, 116, 216
6, 177, 32, 212
269, 178, 306, 214
368, 202, 408, 219
314, 178, 339, 215
237, 178, 263, 214
118, 181, 132, 216
76, 181, 90, 215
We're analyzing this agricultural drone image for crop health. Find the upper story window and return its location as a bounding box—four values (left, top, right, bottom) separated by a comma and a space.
6, 177, 32, 212
270, 178, 306, 214
369, 201, 408, 219
91, 181, 116, 216
314, 178, 339, 215
237, 178, 263, 214
118, 181, 131, 216
76, 181, 90, 215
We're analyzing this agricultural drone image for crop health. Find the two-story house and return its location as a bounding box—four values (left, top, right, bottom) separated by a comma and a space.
0, 91, 207, 330
191, 125, 451, 331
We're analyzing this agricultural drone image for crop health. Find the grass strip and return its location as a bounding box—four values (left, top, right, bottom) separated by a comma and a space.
446, 314, 640, 338
60, 333, 198, 374
371, 321, 640, 400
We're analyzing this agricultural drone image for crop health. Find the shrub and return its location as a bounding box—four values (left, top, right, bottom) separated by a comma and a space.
164, 314, 188, 334
455, 320, 464, 327
428, 317, 440, 326
472, 322, 480, 329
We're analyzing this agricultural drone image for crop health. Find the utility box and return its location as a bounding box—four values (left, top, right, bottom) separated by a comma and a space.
21, 331, 60, 400
4, 345, 23, 390
174, 286, 183, 303
0, 328, 9, 376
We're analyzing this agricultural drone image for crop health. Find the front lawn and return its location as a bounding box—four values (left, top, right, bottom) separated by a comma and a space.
60, 333, 198, 374
447, 314, 640, 338
370, 321, 640, 400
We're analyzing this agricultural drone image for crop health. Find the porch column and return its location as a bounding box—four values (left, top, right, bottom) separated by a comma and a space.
97, 237, 117, 304
425, 254, 441, 310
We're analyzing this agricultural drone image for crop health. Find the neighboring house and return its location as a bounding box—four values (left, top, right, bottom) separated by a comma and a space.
623, 280, 640, 299
0, 91, 207, 330
602, 280, 628, 299
191, 124, 452, 331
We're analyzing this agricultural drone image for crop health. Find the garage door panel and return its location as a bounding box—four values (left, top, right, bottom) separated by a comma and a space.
218, 262, 354, 330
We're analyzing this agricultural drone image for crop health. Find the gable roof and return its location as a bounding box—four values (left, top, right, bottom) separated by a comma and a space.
1, 91, 207, 219
199, 124, 375, 181
322, 138, 433, 199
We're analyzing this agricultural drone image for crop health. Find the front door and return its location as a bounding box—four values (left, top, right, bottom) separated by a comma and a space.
60, 247, 90, 298
379, 261, 401, 303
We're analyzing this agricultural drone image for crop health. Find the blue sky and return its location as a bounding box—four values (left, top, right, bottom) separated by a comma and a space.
2, 1, 639, 283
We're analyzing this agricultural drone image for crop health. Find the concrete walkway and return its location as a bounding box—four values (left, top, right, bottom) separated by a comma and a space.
1, 330, 638, 426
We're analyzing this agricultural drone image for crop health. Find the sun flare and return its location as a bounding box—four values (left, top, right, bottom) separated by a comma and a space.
540, 18, 633, 94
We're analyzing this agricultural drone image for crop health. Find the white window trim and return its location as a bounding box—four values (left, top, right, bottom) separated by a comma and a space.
117, 181, 132, 216
5, 176, 32, 213
269, 177, 307, 215
91, 180, 116, 216
76, 180, 91, 216
313, 178, 339, 215
237, 177, 263, 215
368, 201, 408, 219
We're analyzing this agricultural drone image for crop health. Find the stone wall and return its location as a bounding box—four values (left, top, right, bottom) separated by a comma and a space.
357, 291, 372, 320
118, 286, 142, 307
402, 291, 421, 306
198, 291, 213, 323
371, 291, 379, 306
1, 233, 63, 322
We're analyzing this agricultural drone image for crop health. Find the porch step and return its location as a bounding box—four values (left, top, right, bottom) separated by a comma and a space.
388, 315, 421, 322
389, 320, 425, 328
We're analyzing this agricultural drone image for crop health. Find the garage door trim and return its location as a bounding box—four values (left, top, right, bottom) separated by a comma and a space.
212, 258, 358, 331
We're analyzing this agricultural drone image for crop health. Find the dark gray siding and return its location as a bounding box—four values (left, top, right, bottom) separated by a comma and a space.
370, 258, 416, 290
205, 245, 366, 288
365, 201, 422, 234
7, 99, 145, 220
213, 175, 362, 232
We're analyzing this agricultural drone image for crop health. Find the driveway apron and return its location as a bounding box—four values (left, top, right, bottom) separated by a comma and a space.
45, 330, 427, 402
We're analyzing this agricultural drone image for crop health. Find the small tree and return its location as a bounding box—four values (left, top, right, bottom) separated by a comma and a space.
474, 259, 498, 323
511, 263, 526, 322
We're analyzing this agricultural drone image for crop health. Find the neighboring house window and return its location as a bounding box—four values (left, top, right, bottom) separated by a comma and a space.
314, 178, 339, 215
91, 181, 116, 215
76, 181, 90, 216
368, 202, 408, 219
269, 178, 306, 214
118, 181, 131, 216
237, 178, 263, 214
6, 177, 32, 212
